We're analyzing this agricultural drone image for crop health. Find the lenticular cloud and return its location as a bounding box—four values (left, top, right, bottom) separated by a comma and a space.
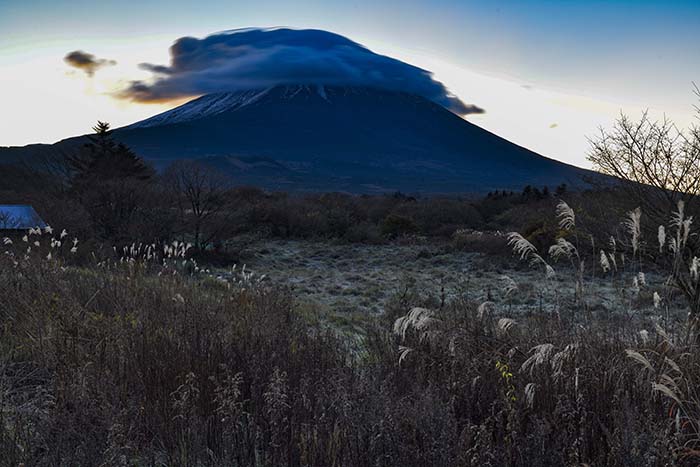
116, 27, 484, 115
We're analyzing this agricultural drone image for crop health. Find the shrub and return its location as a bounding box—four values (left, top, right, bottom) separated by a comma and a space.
381, 214, 418, 238
450, 229, 509, 255
342, 221, 383, 244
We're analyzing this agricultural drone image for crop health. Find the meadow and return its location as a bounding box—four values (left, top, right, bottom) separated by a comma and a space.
2, 197, 700, 466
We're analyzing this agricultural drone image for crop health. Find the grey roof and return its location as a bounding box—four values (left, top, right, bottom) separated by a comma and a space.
0, 205, 47, 230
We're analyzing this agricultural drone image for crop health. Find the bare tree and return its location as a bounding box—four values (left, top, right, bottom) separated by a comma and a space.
587, 104, 700, 224
23, 148, 76, 193
589, 89, 700, 316
164, 160, 231, 250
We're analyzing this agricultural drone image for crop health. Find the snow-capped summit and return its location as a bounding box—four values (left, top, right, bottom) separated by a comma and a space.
128, 84, 416, 129
128, 88, 274, 129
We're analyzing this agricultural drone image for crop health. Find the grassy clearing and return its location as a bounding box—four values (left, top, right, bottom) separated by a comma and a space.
2, 201, 700, 465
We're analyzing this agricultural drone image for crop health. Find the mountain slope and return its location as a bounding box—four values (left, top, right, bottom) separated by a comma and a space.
1, 85, 602, 193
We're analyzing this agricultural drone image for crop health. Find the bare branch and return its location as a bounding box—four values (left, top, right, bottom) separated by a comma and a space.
587, 98, 700, 225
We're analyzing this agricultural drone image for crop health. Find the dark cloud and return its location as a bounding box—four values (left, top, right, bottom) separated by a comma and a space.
64, 50, 116, 77
116, 28, 484, 115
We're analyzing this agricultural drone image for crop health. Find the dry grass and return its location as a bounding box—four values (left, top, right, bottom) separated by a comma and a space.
2, 198, 700, 465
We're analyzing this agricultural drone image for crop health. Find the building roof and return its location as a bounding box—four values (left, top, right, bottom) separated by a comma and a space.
0, 205, 47, 230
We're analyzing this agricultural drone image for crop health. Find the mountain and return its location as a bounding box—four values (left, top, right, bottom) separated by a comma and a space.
0, 85, 602, 193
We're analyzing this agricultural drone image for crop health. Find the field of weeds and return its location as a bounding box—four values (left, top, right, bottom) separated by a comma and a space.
226, 236, 669, 330
2, 201, 700, 466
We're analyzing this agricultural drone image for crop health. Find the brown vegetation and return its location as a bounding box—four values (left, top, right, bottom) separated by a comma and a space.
2, 195, 700, 465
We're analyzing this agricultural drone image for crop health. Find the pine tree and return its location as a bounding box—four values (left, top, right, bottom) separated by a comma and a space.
69, 121, 153, 185
68, 122, 154, 239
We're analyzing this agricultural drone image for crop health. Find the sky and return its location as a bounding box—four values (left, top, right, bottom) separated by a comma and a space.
0, 0, 698, 169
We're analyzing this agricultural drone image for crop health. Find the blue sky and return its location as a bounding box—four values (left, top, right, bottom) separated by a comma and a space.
1, 0, 698, 167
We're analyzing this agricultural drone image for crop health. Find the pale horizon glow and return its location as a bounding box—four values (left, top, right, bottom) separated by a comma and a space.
1, 0, 698, 170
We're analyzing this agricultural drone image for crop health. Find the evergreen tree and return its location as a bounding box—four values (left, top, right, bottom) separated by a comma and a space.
69, 121, 153, 185
68, 122, 154, 239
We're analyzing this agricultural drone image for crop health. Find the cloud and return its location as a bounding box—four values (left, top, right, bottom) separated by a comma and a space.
116, 28, 484, 115
64, 50, 116, 77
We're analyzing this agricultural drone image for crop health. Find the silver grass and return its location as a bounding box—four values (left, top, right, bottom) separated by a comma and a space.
671, 200, 686, 229
625, 349, 654, 372
398, 346, 413, 366
527, 252, 555, 279
477, 301, 496, 319
637, 271, 646, 287
544, 263, 556, 279
393, 307, 439, 340
471, 376, 481, 392
555, 200, 576, 231
652, 382, 682, 405
659, 373, 680, 391
655, 324, 674, 348
497, 318, 516, 335
664, 356, 682, 375
625, 207, 642, 255
520, 343, 555, 376
682, 218, 693, 248
691, 257, 700, 281
669, 237, 679, 254
600, 250, 611, 272
671, 200, 693, 250
507, 232, 554, 279
658, 225, 666, 252
524, 383, 536, 409
507, 232, 537, 260
551, 343, 579, 378
639, 329, 650, 344
548, 237, 577, 261
528, 252, 546, 267
500, 275, 518, 297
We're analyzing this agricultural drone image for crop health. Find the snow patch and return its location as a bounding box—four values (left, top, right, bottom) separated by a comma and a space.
128, 88, 272, 129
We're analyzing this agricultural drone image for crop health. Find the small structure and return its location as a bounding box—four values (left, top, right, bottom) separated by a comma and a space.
0, 205, 47, 233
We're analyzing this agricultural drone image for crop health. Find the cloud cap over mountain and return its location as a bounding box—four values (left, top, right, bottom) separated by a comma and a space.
116, 27, 483, 115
